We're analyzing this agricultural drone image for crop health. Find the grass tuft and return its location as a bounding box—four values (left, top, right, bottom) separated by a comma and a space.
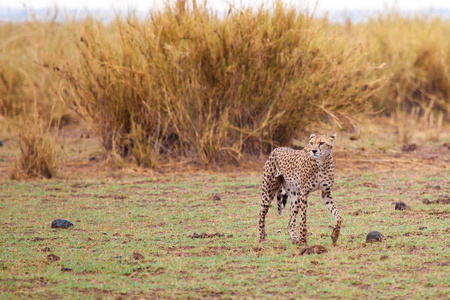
9, 100, 60, 180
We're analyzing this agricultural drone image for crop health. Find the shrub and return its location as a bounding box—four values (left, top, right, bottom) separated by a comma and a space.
58, 1, 381, 166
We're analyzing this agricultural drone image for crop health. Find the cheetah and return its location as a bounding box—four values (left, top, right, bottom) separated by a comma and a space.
258, 133, 342, 245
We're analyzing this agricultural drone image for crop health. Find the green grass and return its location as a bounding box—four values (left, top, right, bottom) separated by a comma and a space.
0, 170, 449, 298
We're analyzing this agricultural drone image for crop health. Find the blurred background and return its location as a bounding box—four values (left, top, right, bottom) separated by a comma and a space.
0, 0, 449, 178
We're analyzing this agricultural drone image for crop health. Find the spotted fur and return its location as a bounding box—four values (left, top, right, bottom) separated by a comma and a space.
258, 133, 342, 245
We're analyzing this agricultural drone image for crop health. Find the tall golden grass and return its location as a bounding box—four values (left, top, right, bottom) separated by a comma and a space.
56, 2, 383, 165
1, 1, 449, 168
0, 18, 78, 122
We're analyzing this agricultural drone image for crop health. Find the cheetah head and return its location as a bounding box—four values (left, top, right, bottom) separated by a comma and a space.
308, 133, 336, 158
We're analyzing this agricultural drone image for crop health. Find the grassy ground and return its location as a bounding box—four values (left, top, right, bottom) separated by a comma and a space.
1, 165, 449, 298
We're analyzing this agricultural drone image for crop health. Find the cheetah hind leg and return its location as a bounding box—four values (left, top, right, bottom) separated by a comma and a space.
277, 188, 288, 216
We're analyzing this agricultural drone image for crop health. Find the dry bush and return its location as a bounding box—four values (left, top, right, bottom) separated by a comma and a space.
9, 102, 60, 180
57, 1, 381, 166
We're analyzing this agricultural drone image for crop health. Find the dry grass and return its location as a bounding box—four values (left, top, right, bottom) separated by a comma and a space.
0, 1, 448, 169
56, 1, 383, 165
0, 18, 79, 122
9, 100, 60, 179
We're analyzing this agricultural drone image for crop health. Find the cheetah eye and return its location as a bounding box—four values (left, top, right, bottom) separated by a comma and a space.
310, 142, 313, 146
319, 142, 325, 146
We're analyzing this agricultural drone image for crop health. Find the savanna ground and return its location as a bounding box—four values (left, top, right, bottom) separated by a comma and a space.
0, 130, 449, 299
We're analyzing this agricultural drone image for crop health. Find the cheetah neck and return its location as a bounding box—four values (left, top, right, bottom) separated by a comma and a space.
312, 153, 333, 171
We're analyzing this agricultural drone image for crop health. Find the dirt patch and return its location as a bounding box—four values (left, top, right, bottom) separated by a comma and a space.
422, 196, 450, 205
47, 254, 60, 262
422, 261, 450, 267
132, 252, 144, 260
188, 232, 233, 239
352, 210, 374, 216
299, 245, 328, 255
127, 266, 165, 277
402, 144, 418, 152
95, 195, 127, 200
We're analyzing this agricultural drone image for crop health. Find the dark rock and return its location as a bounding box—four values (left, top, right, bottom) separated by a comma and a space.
299, 245, 328, 255
47, 254, 60, 262
395, 201, 409, 211
88, 156, 96, 161
0, 140, 3, 147
419, 226, 427, 230
51, 219, 73, 229
366, 231, 383, 243
211, 194, 221, 201
380, 255, 389, 261
61, 267, 72, 272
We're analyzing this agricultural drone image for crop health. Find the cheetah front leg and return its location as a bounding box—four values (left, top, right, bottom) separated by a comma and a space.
322, 190, 342, 245
287, 191, 308, 245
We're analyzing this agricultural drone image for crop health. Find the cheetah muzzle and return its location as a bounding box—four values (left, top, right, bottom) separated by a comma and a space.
258, 133, 342, 246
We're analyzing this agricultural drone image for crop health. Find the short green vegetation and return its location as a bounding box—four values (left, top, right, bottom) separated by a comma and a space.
0, 171, 448, 298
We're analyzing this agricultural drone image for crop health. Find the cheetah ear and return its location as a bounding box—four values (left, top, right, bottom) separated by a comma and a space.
330, 133, 337, 145
309, 134, 316, 139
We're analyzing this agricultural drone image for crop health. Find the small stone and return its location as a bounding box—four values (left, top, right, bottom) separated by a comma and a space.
61, 267, 72, 272
395, 201, 409, 211
47, 254, 60, 262
380, 255, 389, 261
0, 140, 3, 147
419, 227, 427, 230
88, 157, 96, 161
51, 219, 73, 229
366, 231, 383, 243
